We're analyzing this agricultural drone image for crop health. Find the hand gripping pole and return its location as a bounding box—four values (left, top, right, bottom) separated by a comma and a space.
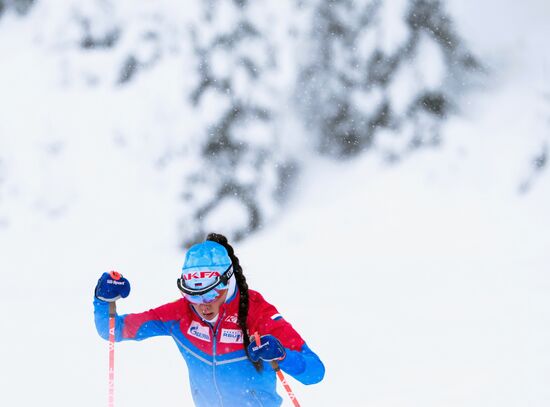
254, 332, 301, 407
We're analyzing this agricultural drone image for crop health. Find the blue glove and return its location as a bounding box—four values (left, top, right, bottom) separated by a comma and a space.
95, 271, 131, 302
247, 334, 286, 363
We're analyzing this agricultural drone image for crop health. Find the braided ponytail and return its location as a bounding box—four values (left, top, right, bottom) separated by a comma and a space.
206, 233, 262, 372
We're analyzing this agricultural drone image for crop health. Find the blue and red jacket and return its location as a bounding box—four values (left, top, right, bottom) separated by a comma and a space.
94, 289, 324, 406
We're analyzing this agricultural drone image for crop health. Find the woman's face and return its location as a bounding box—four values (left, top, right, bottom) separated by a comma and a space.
191, 289, 228, 320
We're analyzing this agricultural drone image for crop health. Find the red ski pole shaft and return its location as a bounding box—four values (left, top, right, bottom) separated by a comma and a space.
253, 332, 301, 407
108, 302, 116, 407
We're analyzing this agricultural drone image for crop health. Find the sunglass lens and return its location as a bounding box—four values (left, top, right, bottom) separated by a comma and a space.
186, 289, 222, 304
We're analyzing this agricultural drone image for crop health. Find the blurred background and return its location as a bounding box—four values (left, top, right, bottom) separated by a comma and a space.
0, 0, 549, 406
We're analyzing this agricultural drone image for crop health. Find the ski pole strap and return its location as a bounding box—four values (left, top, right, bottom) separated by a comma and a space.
109, 301, 117, 317
253, 332, 301, 407
108, 302, 116, 407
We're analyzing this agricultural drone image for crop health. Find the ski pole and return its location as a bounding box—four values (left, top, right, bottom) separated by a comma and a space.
254, 332, 301, 407
108, 301, 116, 407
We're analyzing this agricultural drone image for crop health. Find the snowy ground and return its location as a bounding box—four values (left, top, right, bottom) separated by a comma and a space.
1, 1, 550, 406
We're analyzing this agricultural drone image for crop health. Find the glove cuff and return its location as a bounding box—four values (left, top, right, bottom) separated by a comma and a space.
95, 295, 120, 303
94, 286, 120, 302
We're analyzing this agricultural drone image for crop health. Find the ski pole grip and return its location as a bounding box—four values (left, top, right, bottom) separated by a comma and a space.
109, 271, 122, 281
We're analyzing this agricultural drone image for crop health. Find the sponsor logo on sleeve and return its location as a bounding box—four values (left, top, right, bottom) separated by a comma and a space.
220, 329, 244, 344
188, 321, 211, 342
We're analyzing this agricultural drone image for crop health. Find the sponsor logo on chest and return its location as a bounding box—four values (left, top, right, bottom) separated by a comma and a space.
187, 321, 211, 342
220, 328, 244, 344
224, 314, 238, 324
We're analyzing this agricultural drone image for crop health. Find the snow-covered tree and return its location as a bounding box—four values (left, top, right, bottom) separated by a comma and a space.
298, 0, 481, 161
179, 0, 300, 245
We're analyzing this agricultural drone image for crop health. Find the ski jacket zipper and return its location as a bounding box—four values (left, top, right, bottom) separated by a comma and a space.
250, 390, 265, 406
211, 309, 226, 406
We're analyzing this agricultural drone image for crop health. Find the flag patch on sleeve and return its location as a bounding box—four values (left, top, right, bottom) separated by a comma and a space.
270, 313, 283, 321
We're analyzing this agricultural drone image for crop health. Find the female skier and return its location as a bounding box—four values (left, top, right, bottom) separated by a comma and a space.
93, 233, 325, 406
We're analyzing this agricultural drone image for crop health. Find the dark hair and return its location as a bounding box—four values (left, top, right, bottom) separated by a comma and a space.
206, 233, 262, 372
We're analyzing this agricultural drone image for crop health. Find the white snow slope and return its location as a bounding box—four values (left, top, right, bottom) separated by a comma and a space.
1, 1, 549, 406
